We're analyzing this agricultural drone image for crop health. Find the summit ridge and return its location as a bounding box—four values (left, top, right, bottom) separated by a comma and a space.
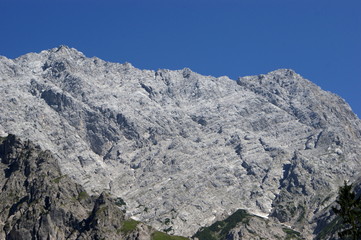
0, 47, 360, 237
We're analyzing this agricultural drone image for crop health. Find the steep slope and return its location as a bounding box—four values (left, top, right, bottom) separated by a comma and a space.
1, 46, 361, 237
0, 134, 188, 240
313, 177, 361, 240
193, 209, 304, 240
0, 135, 137, 239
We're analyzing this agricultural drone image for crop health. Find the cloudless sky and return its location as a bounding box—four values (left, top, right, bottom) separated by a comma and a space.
1, 0, 360, 116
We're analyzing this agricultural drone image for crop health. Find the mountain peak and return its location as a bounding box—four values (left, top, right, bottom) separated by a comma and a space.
46, 45, 86, 59
269, 68, 297, 76
56, 44, 71, 51
1, 47, 361, 237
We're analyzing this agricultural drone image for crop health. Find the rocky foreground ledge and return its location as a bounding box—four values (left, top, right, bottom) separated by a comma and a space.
0, 135, 190, 240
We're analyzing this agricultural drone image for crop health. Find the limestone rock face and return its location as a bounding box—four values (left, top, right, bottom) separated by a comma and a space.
1, 46, 361, 237
0, 135, 188, 239
0, 135, 125, 239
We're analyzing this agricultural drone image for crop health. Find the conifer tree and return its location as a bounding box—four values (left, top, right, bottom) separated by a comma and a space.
332, 181, 361, 240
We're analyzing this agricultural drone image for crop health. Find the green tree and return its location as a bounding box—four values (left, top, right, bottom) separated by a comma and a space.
332, 181, 361, 240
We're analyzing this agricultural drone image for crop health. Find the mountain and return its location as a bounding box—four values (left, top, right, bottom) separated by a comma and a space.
1, 46, 361, 238
0, 134, 189, 240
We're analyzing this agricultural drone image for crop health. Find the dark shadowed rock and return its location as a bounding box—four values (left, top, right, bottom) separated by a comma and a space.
0, 135, 163, 240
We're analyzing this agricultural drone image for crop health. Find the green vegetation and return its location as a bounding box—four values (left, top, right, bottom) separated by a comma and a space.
286, 203, 297, 218
282, 227, 302, 240
332, 181, 361, 240
151, 231, 188, 240
52, 175, 65, 183
164, 218, 171, 225
163, 226, 172, 233
316, 216, 342, 240
77, 191, 89, 200
114, 197, 126, 206
194, 227, 217, 240
193, 209, 251, 240
96, 206, 108, 214
120, 219, 140, 234
136, 204, 149, 212
296, 204, 306, 223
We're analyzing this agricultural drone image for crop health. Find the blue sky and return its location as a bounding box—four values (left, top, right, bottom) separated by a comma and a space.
1, 0, 360, 116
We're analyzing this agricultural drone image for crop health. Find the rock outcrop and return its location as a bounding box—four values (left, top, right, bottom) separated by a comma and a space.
1, 46, 361, 237
0, 135, 175, 240
193, 209, 304, 240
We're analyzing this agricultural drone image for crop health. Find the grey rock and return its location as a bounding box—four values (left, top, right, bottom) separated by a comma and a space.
226, 217, 299, 240
0, 135, 159, 240
1, 46, 361, 237
193, 209, 304, 240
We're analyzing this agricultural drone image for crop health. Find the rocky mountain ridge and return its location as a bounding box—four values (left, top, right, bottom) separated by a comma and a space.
1, 46, 361, 237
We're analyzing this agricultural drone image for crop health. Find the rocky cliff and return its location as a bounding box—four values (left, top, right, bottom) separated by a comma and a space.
1, 46, 360, 238
0, 134, 188, 240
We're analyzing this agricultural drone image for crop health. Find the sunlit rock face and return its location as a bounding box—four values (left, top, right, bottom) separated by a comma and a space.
1, 46, 361, 237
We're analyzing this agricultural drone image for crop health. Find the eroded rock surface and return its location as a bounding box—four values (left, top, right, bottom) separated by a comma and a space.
0, 135, 159, 240
1, 46, 361, 237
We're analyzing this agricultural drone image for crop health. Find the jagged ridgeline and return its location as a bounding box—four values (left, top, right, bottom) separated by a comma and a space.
1, 46, 361, 238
